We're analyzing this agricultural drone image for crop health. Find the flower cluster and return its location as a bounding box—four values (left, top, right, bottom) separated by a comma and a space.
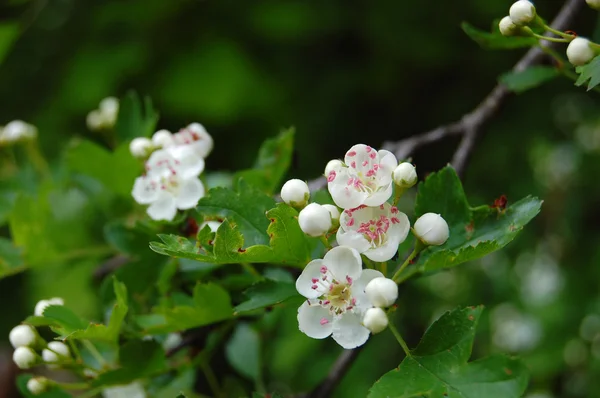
0, 120, 37, 145
86, 97, 120, 131
130, 123, 213, 221
283, 143, 450, 348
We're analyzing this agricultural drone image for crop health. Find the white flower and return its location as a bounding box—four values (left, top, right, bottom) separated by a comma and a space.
392, 162, 417, 188
173, 123, 213, 159
152, 129, 175, 148
499, 16, 520, 37
587, 0, 600, 10
9, 325, 37, 348
298, 203, 332, 237
42, 341, 70, 363
327, 144, 398, 209
567, 38, 596, 66
13, 346, 37, 369
337, 203, 410, 262
34, 297, 64, 317
102, 382, 147, 398
509, 1, 536, 26
281, 179, 310, 208
365, 277, 398, 308
414, 213, 449, 246
324, 159, 343, 176
132, 149, 205, 221
129, 137, 153, 158
362, 307, 389, 334
295, 246, 384, 348
200, 220, 221, 233
0, 120, 37, 144
87, 97, 119, 131
27, 377, 48, 395
322, 204, 341, 224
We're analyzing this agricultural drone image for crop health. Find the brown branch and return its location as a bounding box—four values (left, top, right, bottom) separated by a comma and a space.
303, 347, 363, 398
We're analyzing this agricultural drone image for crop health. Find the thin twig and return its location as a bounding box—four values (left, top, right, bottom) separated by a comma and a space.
304, 347, 363, 398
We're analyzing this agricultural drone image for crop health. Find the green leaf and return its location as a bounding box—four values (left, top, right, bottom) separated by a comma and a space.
114, 91, 159, 144
461, 21, 537, 50
234, 279, 299, 314
234, 128, 295, 194
225, 323, 261, 381
0, 237, 25, 279
368, 307, 528, 398
42, 305, 89, 334
0, 22, 19, 65
17, 374, 71, 398
104, 220, 155, 256
499, 66, 559, 93
403, 167, 541, 277
151, 203, 312, 267
575, 54, 600, 91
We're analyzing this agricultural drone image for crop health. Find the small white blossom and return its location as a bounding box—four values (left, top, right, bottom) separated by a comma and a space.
0, 120, 37, 144
295, 246, 385, 348
27, 377, 48, 395
9, 325, 37, 348
365, 277, 398, 308
13, 346, 37, 369
337, 203, 410, 262
413, 213, 449, 246
42, 341, 70, 363
509, 1, 536, 26
152, 129, 175, 148
173, 123, 213, 159
102, 382, 147, 398
298, 203, 332, 237
132, 149, 205, 221
499, 16, 519, 37
129, 137, 153, 158
322, 204, 341, 225
567, 38, 596, 66
327, 144, 398, 209
281, 179, 310, 208
392, 162, 417, 188
87, 97, 119, 131
362, 307, 389, 334
34, 297, 64, 317
587, 0, 600, 10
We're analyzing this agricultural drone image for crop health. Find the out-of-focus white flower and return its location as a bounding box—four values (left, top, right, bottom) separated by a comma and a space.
392, 163, 417, 188
298, 203, 332, 237
173, 123, 213, 159
34, 297, 64, 317
362, 307, 389, 334
491, 304, 542, 352
129, 137, 153, 158
516, 251, 563, 306
327, 144, 398, 209
567, 38, 596, 66
413, 213, 449, 246
337, 203, 410, 262
509, 1, 536, 26
27, 377, 49, 395
13, 346, 37, 369
365, 277, 398, 308
102, 382, 147, 398
42, 341, 70, 363
9, 325, 37, 348
281, 179, 310, 208
587, 0, 600, 10
295, 246, 384, 348
152, 129, 175, 148
87, 97, 119, 131
0, 120, 38, 144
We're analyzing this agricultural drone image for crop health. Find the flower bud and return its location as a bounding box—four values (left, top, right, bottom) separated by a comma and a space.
392, 163, 417, 188
34, 297, 64, 317
509, 1, 536, 26
281, 179, 310, 208
13, 346, 37, 369
298, 203, 332, 237
9, 325, 37, 348
365, 277, 399, 308
587, 0, 600, 9
99, 97, 119, 126
42, 341, 70, 363
414, 213, 449, 246
322, 204, 341, 226
27, 377, 49, 395
567, 38, 596, 66
0, 120, 37, 144
499, 16, 520, 36
129, 137, 153, 158
152, 129, 174, 148
363, 307, 389, 334
324, 159, 343, 176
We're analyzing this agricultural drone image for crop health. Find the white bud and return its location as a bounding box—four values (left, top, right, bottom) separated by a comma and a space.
281, 179, 310, 208
587, 0, 600, 10
27, 377, 49, 395
13, 346, 37, 369
363, 307, 389, 334
34, 297, 64, 317
414, 213, 449, 246
392, 163, 417, 188
42, 341, 70, 363
324, 159, 343, 176
129, 137, 153, 158
567, 38, 596, 66
9, 325, 37, 348
509, 1, 536, 26
322, 204, 341, 224
152, 129, 174, 148
365, 277, 399, 308
499, 16, 519, 37
0, 120, 37, 143
86, 110, 104, 131
99, 97, 119, 125
298, 203, 332, 237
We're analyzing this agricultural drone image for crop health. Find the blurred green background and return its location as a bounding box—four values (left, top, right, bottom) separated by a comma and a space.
2, 0, 600, 397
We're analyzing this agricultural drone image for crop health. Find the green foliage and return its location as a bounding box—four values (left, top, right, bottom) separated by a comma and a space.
461, 22, 537, 50
114, 91, 159, 144
234, 279, 299, 314
368, 307, 528, 398
575, 55, 600, 91
499, 66, 560, 93
16, 375, 71, 398
0, 237, 24, 278
226, 322, 262, 381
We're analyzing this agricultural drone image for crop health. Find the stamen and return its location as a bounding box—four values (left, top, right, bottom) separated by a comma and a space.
320, 318, 329, 325
347, 150, 357, 157
327, 171, 336, 182
346, 275, 353, 285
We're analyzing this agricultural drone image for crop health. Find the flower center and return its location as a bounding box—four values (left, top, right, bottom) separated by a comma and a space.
313, 267, 357, 315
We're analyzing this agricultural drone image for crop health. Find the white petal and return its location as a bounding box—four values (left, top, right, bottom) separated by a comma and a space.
323, 246, 363, 282
187, 123, 214, 158
336, 229, 372, 253
296, 259, 327, 299
365, 241, 399, 262
132, 176, 158, 204
175, 178, 205, 209
343, 144, 368, 165
147, 192, 177, 221
146, 149, 176, 176
332, 312, 370, 349
167, 146, 205, 179
376, 150, 399, 185
363, 183, 393, 207
352, 269, 385, 310
328, 169, 368, 209
364, 212, 409, 262
297, 301, 333, 339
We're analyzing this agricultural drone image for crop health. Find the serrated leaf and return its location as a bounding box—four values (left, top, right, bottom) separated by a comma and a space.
499, 66, 559, 93
42, 305, 89, 334
461, 21, 537, 50
0, 237, 25, 279
114, 91, 159, 144
151, 203, 312, 267
234, 128, 295, 194
575, 54, 600, 90
234, 279, 299, 314
226, 323, 261, 381
368, 307, 528, 398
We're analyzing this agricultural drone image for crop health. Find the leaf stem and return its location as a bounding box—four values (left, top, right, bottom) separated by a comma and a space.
542, 23, 575, 39
380, 261, 388, 277
387, 321, 411, 357
392, 187, 405, 206
57, 382, 89, 390
241, 263, 260, 277
82, 340, 107, 368
532, 33, 570, 43
201, 363, 224, 398
319, 235, 332, 250
392, 248, 417, 283
24, 140, 51, 180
